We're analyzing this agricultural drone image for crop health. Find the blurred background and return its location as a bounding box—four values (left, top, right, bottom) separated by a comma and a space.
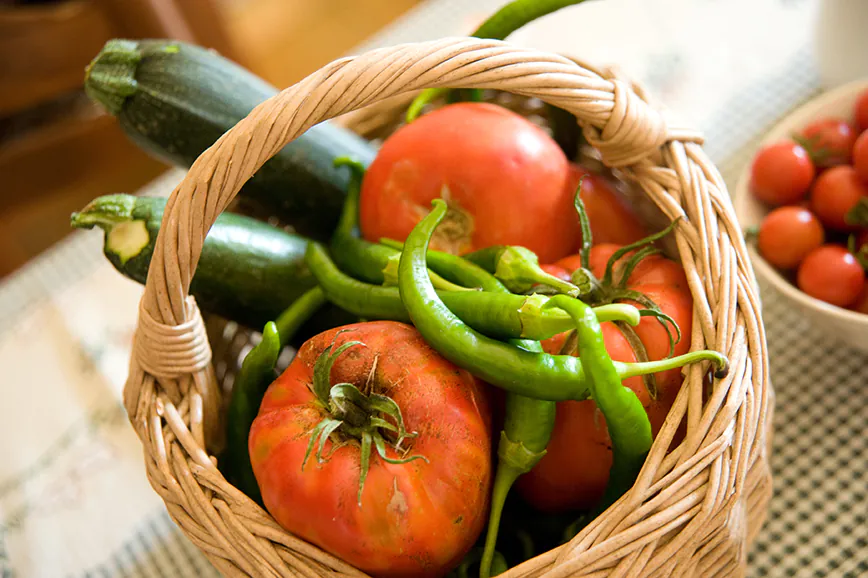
0, 0, 424, 278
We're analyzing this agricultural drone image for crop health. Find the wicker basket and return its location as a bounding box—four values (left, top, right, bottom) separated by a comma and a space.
123, 37, 774, 577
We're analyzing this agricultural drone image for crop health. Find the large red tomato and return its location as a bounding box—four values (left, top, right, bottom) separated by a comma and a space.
358, 102, 578, 263
522, 246, 693, 512
249, 321, 493, 578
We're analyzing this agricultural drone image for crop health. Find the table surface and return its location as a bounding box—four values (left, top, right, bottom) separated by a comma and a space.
1, 1, 866, 577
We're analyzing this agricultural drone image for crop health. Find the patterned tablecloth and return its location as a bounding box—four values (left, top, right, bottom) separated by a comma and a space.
1, 0, 865, 576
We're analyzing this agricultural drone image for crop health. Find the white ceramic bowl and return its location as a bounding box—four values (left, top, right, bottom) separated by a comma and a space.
733, 78, 868, 353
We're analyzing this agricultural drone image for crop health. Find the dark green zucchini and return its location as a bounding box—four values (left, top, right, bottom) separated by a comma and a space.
84, 39, 377, 239
70, 194, 355, 340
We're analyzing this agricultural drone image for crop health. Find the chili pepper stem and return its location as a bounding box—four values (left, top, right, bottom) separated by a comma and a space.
494, 245, 580, 297
586, 303, 641, 326
570, 267, 604, 301
480, 431, 548, 578
617, 350, 729, 380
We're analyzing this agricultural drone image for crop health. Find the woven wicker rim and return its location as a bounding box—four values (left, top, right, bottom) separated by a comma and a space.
123, 37, 773, 578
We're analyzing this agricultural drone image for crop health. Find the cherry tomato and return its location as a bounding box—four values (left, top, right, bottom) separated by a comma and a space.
796, 245, 866, 308
250, 322, 492, 577
809, 165, 868, 231
359, 102, 577, 263
757, 206, 825, 269
565, 164, 648, 248
797, 118, 858, 166
853, 130, 868, 183
854, 88, 868, 132
749, 141, 816, 206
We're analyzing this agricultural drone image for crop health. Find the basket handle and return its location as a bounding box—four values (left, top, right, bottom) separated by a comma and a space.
125, 36, 701, 450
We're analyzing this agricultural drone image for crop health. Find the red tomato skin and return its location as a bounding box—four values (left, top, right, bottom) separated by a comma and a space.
540, 263, 571, 282
796, 245, 866, 308
565, 164, 648, 248
624, 284, 694, 389
799, 118, 858, 166
855, 89, 868, 132
851, 285, 868, 314
809, 165, 868, 231
853, 130, 868, 183
749, 141, 816, 206
358, 102, 577, 263
250, 321, 493, 578
757, 206, 825, 269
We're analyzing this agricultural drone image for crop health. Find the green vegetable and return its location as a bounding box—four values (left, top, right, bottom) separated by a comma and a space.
224, 286, 328, 503
305, 242, 639, 340
382, 238, 580, 296
329, 157, 466, 291
418, 248, 555, 578
396, 200, 729, 400
406, 0, 589, 123
462, 244, 580, 297
70, 194, 354, 337
84, 39, 376, 239
547, 294, 651, 509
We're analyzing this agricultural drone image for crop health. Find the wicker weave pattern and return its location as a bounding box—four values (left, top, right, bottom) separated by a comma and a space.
123, 37, 773, 577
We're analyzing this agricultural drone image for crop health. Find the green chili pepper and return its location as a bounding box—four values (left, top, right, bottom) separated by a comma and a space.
330, 157, 471, 292
406, 0, 589, 123
306, 241, 639, 341
224, 286, 327, 503
463, 244, 580, 297
397, 200, 729, 400
399, 240, 556, 578
382, 238, 579, 296
546, 294, 653, 509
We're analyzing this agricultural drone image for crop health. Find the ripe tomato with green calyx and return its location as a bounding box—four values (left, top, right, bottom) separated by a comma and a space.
249, 321, 493, 578
796, 118, 858, 167
810, 165, 868, 231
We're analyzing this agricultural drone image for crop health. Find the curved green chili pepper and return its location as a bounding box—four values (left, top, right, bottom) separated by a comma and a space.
546, 294, 653, 509
330, 157, 396, 284
306, 241, 640, 340
405, 242, 556, 578
383, 238, 579, 296
330, 157, 469, 292
406, 0, 589, 123
224, 286, 327, 503
481, 387, 553, 578
397, 200, 729, 400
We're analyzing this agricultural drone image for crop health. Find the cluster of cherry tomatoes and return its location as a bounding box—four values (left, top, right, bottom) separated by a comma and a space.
750, 89, 868, 313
